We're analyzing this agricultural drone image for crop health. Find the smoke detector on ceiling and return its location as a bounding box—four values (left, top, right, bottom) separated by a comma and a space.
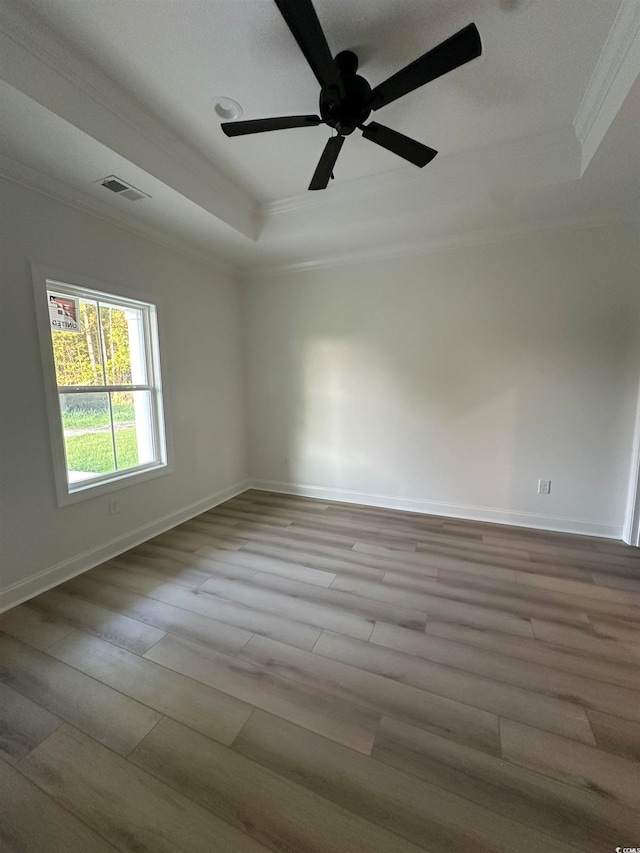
96, 175, 150, 201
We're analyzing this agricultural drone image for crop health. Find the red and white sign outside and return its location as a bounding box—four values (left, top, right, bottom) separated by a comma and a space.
48, 292, 80, 332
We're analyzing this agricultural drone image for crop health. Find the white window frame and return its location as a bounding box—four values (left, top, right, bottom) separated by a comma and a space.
32, 264, 172, 506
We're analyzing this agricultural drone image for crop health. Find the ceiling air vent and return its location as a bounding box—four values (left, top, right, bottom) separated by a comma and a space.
97, 175, 150, 202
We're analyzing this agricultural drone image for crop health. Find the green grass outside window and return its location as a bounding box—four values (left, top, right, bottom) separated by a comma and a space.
64, 427, 138, 473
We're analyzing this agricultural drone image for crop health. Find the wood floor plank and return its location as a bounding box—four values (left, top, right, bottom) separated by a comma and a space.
246, 569, 429, 629
199, 575, 377, 640
210, 506, 296, 528
0, 633, 160, 756
27, 586, 166, 654
194, 547, 338, 587
49, 631, 254, 746
594, 544, 640, 563
417, 543, 596, 580
129, 716, 426, 853
234, 493, 333, 513
516, 570, 640, 607
253, 525, 515, 581
64, 574, 254, 654
356, 539, 519, 577
136, 542, 241, 567
499, 718, 640, 810
436, 567, 597, 612
586, 708, 640, 762
166, 522, 244, 550
424, 619, 640, 688
0, 681, 61, 763
109, 552, 230, 588
521, 586, 640, 623
429, 538, 635, 581
149, 528, 232, 554
531, 619, 640, 664
588, 615, 640, 642
291, 522, 419, 553
18, 724, 271, 853
239, 633, 500, 754
370, 621, 640, 726
527, 555, 640, 583
0, 602, 78, 650
352, 540, 418, 557
241, 538, 430, 579
0, 758, 118, 852
592, 571, 640, 591
483, 535, 604, 558
331, 574, 535, 637
416, 532, 531, 561
87, 564, 322, 650
197, 508, 241, 525
244, 506, 429, 553
144, 633, 380, 753
200, 570, 428, 632
322, 507, 445, 533
296, 510, 450, 544
382, 569, 592, 626
233, 710, 583, 853
314, 630, 595, 743
371, 715, 639, 852
209, 511, 365, 550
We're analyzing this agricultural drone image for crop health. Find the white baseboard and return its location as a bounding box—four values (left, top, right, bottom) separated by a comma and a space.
0, 480, 250, 614
250, 479, 623, 540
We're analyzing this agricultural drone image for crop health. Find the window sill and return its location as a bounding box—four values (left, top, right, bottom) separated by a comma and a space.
57, 461, 171, 507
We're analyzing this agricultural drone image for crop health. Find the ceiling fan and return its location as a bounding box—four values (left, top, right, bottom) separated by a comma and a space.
221, 0, 482, 191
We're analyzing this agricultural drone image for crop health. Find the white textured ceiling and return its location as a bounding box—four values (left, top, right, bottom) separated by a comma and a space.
17, 0, 621, 200
1, 0, 638, 270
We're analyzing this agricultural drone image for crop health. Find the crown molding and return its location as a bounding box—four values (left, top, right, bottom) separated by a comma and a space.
0, 0, 258, 240
574, 0, 640, 172
248, 209, 639, 278
259, 125, 581, 226
0, 155, 237, 278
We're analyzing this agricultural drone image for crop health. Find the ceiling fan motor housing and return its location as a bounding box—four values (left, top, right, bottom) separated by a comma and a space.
320, 51, 371, 135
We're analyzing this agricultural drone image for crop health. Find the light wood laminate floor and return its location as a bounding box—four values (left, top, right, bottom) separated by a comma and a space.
2, 490, 640, 852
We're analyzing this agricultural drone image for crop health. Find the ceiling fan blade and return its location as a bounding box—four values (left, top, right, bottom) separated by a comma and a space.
361, 122, 437, 167
367, 23, 482, 111
222, 115, 322, 137
309, 135, 344, 190
274, 0, 339, 89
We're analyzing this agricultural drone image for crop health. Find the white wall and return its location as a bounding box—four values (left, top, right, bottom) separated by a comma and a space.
244, 222, 640, 537
0, 179, 247, 609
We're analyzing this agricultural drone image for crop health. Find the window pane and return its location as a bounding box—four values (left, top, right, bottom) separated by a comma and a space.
113, 390, 156, 471
99, 303, 147, 386
50, 298, 104, 386
60, 392, 115, 482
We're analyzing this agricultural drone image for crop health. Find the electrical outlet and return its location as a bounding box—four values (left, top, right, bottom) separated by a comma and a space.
537, 480, 551, 495
108, 499, 120, 515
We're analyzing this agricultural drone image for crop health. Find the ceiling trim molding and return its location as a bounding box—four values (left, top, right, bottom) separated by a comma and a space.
0, 0, 258, 239
0, 155, 236, 277
260, 126, 581, 223
574, 0, 640, 172
248, 209, 639, 278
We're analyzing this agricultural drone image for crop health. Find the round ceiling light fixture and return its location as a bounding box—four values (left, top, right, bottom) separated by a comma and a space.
214, 97, 243, 121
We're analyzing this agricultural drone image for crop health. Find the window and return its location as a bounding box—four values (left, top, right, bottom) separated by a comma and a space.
33, 266, 169, 504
